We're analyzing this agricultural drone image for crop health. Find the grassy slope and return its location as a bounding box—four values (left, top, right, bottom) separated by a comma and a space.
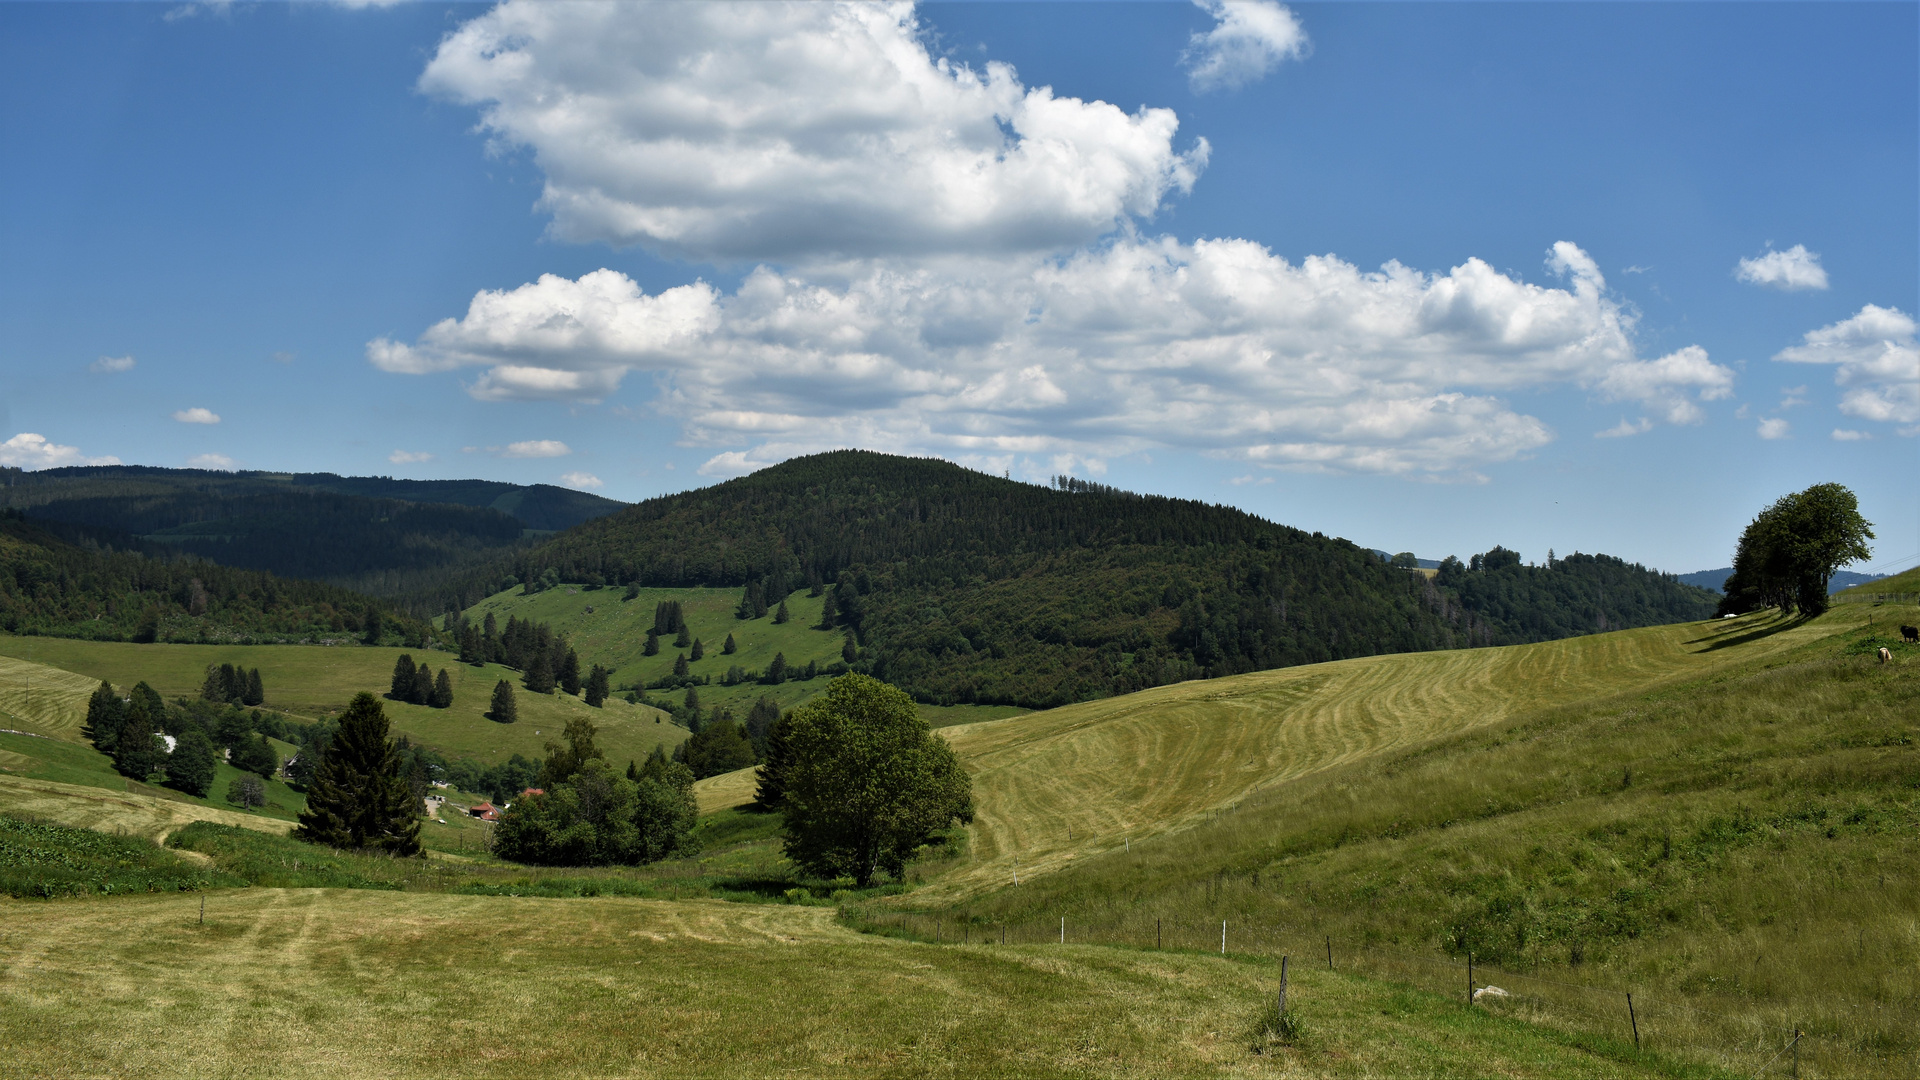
0, 887, 1719, 1079
0, 633, 682, 768
464, 584, 1028, 726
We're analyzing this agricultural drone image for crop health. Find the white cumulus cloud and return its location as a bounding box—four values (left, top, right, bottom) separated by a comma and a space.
172, 407, 220, 425
1774, 304, 1920, 426
0, 433, 120, 470
1757, 418, 1790, 440
1831, 429, 1869, 441
559, 471, 604, 489
1183, 0, 1309, 93
419, 0, 1207, 262
502, 440, 572, 459
376, 240, 1719, 479
187, 453, 238, 470
1735, 245, 1829, 291
389, 450, 434, 464
1595, 418, 1653, 439
90, 355, 135, 374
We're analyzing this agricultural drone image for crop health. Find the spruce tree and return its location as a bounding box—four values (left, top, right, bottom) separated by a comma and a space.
818, 589, 838, 629
293, 691, 420, 855
201, 665, 227, 703
774, 599, 790, 624
432, 668, 454, 709
390, 654, 417, 700
723, 633, 737, 655
165, 728, 219, 797
112, 698, 161, 780
766, 652, 788, 685
753, 708, 793, 809
222, 663, 244, 703
83, 681, 124, 751
674, 623, 692, 648
644, 629, 660, 656
243, 668, 264, 707
843, 636, 858, 664
584, 664, 610, 708
489, 680, 518, 723
689, 638, 704, 661
524, 646, 555, 694
411, 664, 434, 705
673, 653, 690, 679
459, 624, 482, 664
559, 648, 582, 696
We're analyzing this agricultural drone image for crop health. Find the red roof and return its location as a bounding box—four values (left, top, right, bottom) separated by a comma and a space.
521, 788, 545, 797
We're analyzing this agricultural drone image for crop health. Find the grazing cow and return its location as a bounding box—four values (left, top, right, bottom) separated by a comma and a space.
1902, 625, 1919, 644
1880, 647, 1894, 664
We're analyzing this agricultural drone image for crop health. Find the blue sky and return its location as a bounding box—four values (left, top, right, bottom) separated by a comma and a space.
2, 1, 1914, 576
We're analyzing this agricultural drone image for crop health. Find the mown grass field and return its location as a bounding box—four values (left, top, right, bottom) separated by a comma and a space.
462, 584, 1028, 726
0, 634, 682, 769
0, 886, 1723, 1079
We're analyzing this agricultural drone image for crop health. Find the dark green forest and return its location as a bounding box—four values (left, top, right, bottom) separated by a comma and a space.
437, 452, 1717, 708
0, 511, 433, 644
0, 466, 624, 596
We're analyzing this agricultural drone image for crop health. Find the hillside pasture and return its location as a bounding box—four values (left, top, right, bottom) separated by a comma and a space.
0, 635, 681, 768
0, 652, 100, 742
0, 887, 1713, 1079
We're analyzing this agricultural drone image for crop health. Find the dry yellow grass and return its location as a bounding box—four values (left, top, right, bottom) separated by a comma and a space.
0, 653, 99, 742
0, 774, 292, 843
0, 887, 1702, 1079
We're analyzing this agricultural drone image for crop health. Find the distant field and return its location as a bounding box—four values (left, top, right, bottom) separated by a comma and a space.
0, 634, 683, 769
463, 584, 1029, 727
0, 888, 1707, 1079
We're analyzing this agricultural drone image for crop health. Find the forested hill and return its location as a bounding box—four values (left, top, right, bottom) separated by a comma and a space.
0, 466, 625, 596
0, 511, 434, 645
443, 451, 1716, 708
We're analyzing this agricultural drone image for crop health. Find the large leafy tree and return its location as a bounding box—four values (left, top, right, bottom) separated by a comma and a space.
1718, 483, 1874, 617
494, 752, 697, 866
779, 673, 973, 887
293, 692, 421, 855
165, 728, 220, 797
680, 712, 757, 779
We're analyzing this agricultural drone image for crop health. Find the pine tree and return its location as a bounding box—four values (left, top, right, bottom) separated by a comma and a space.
723, 633, 737, 655
222, 663, 244, 703
112, 697, 161, 780
584, 664, 610, 708
524, 646, 555, 694
82, 681, 124, 751
843, 636, 858, 664
482, 611, 500, 661
411, 664, 434, 705
489, 680, 518, 723
683, 686, 702, 731
766, 652, 788, 685
294, 692, 420, 855
431, 668, 454, 709
166, 727, 220, 797
674, 624, 692, 648
390, 654, 417, 700
459, 623, 482, 664
753, 708, 793, 809
818, 589, 838, 629
774, 599, 790, 625
752, 583, 769, 620
559, 648, 582, 696
689, 638, 704, 661
673, 653, 690, 679
201, 664, 227, 703
744, 695, 782, 756
644, 629, 660, 656
243, 668, 264, 707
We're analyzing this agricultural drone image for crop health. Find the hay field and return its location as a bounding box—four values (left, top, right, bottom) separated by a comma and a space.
0, 635, 680, 767
0, 774, 291, 843
0, 653, 100, 741
884, 611, 1828, 901
0, 887, 1707, 1079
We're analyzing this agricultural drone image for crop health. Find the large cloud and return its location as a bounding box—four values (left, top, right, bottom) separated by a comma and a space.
1183, 0, 1309, 93
0, 433, 120, 470
1735, 245, 1829, 291
1775, 304, 1920, 428
419, 1, 1207, 262
372, 240, 1731, 478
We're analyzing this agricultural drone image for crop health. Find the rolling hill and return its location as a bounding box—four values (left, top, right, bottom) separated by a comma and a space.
449, 451, 1718, 709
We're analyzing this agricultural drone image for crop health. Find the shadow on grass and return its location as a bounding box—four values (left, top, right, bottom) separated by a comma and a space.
1684, 614, 1810, 653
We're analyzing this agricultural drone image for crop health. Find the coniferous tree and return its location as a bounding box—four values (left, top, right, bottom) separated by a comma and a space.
842, 636, 858, 664
411, 664, 434, 705
459, 623, 482, 664
584, 664, 610, 708
818, 589, 838, 629
774, 599, 790, 624
765, 652, 788, 685
744, 695, 782, 757
131, 682, 166, 724
362, 608, 385, 646
112, 697, 161, 780
644, 629, 660, 656
753, 582, 770, 619
524, 646, 555, 694
753, 708, 793, 809
201, 664, 227, 703
489, 680, 518, 723
559, 648, 582, 696
690, 638, 705, 661
390, 654, 417, 700
683, 686, 702, 731
293, 691, 420, 855
482, 611, 500, 661
723, 633, 737, 655
223, 663, 245, 703
680, 712, 757, 778
673, 653, 690, 679
83, 681, 125, 751
243, 668, 264, 707
431, 668, 454, 709
674, 623, 692, 648
164, 728, 219, 797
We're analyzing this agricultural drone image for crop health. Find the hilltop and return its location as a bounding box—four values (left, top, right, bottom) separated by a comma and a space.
0, 465, 625, 596
454, 451, 1717, 708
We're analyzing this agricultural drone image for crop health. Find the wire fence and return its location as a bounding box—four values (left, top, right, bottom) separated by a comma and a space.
1832, 592, 1919, 605
854, 910, 1917, 1078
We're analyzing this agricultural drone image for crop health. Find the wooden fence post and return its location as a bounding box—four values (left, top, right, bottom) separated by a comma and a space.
1060, 916, 1065, 945
1467, 951, 1474, 1005
1326, 936, 1332, 970
1221, 920, 1227, 955
199, 895, 205, 925
1627, 993, 1639, 1050
1278, 955, 1289, 1018
1157, 917, 1162, 950
1792, 1028, 1800, 1079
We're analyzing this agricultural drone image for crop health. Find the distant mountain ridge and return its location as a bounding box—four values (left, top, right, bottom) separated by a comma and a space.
1679, 567, 1886, 595
0, 465, 625, 597
433, 451, 1718, 709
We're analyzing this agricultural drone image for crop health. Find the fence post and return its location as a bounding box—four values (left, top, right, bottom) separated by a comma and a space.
199, 895, 205, 925
1013, 858, 1018, 886
1157, 917, 1162, 950
1060, 916, 1065, 945
1467, 951, 1474, 1005
1222, 920, 1227, 955
1626, 993, 1639, 1050
1278, 955, 1289, 1018
1326, 936, 1332, 970
1792, 1028, 1800, 1079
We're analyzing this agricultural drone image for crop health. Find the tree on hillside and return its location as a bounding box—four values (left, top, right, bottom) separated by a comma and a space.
112, 696, 162, 780
842, 637, 858, 665
390, 654, 417, 701
777, 674, 973, 886
1718, 483, 1874, 617
489, 680, 518, 723
537, 717, 604, 788
165, 727, 219, 797
293, 691, 420, 855
723, 633, 737, 655
584, 663, 610, 708
82, 681, 124, 752
753, 708, 794, 809
411, 664, 434, 706
243, 668, 264, 707
673, 653, 690, 679
774, 599, 790, 625
744, 695, 782, 757
689, 638, 704, 662
764, 652, 788, 685
817, 589, 838, 629
431, 668, 454, 709
524, 645, 555, 694
559, 647, 582, 696
644, 629, 660, 656
233, 733, 278, 780
679, 711, 757, 779
227, 774, 265, 810
674, 623, 692, 649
